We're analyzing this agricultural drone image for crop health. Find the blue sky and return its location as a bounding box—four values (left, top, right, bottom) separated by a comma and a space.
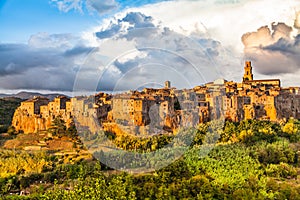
0, 0, 99, 42
0, 0, 300, 93
0, 0, 169, 42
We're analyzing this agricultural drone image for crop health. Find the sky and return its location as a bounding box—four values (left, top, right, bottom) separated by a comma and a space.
1, 0, 300, 94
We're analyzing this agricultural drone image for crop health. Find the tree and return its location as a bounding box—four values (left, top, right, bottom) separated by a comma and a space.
48, 117, 66, 137
66, 122, 78, 138
283, 119, 298, 135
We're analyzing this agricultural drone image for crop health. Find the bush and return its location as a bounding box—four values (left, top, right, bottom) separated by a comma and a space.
0, 125, 9, 133
266, 163, 297, 178
250, 141, 297, 165
7, 126, 16, 135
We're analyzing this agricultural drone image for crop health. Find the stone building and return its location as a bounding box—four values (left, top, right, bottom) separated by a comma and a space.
110, 88, 176, 128
12, 96, 72, 134
20, 96, 49, 115
11, 61, 300, 135
12, 97, 50, 133
218, 61, 297, 122
243, 61, 253, 82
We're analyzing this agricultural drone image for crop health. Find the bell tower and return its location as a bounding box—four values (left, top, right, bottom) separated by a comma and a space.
243, 61, 253, 82
165, 81, 171, 89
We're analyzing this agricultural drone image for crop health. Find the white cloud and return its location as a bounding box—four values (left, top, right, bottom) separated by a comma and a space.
87, 0, 118, 14
3, 0, 300, 92
126, 0, 300, 50
241, 21, 300, 76
51, 0, 84, 13
118, 0, 300, 84
50, 0, 118, 14
75, 0, 296, 87
295, 11, 300, 30
0, 32, 96, 91
72, 11, 230, 92
28, 32, 77, 49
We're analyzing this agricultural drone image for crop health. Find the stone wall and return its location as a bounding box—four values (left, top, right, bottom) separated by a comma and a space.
12, 96, 72, 134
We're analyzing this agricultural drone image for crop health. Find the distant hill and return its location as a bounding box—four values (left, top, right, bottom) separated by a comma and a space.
0, 94, 9, 98
0, 97, 22, 133
0, 91, 68, 101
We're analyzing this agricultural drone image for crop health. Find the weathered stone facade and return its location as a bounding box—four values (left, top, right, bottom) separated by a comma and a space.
12, 61, 300, 135
110, 88, 176, 128
12, 96, 72, 134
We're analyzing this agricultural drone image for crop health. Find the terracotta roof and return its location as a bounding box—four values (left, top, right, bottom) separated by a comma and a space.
245, 79, 280, 82
24, 96, 49, 103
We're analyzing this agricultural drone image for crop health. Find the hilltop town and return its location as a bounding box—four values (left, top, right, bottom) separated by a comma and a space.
12, 61, 300, 135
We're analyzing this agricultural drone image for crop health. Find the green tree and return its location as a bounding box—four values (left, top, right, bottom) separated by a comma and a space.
48, 117, 66, 137
66, 122, 78, 138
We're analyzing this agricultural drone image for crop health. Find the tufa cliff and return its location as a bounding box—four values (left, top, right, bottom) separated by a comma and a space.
11, 62, 300, 135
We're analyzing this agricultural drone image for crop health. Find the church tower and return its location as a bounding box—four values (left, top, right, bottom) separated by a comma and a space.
243, 61, 253, 82
165, 81, 171, 89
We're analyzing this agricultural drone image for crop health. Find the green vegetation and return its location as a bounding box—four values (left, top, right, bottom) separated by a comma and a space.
0, 150, 52, 178
48, 117, 78, 139
2, 119, 300, 199
0, 98, 22, 133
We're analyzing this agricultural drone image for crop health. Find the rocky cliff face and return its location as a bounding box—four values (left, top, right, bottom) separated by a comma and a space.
73, 110, 101, 134
13, 108, 45, 134
12, 108, 71, 134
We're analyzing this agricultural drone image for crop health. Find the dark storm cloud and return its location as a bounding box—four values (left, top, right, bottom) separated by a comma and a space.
64, 46, 95, 57
0, 33, 96, 91
263, 35, 300, 54
0, 11, 225, 92
95, 24, 122, 39
122, 12, 155, 28
113, 59, 140, 74
0, 43, 64, 76
0, 66, 76, 91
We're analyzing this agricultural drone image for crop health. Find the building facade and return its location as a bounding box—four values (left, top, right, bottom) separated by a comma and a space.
12, 61, 300, 135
